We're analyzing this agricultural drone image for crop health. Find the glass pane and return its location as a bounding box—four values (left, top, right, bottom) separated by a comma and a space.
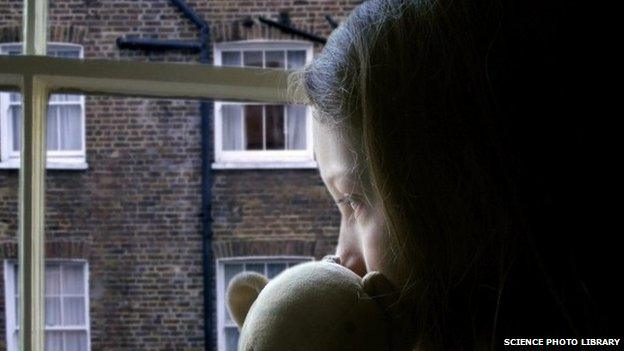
50, 94, 80, 103
64, 331, 88, 351
244, 105, 263, 150
287, 50, 306, 69
286, 105, 307, 150
46, 264, 61, 295
45, 331, 63, 351
288, 261, 305, 268
267, 263, 287, 279
15, 297, 19, 324
9, 92, 20, 102
63, 264, 85, 294
225, 327, 240, 351
224, 264, 243, 323
10, 105, 21, 151
245, 263, 264, 274
265, 50, 285, 69
265, 105, 285, 150
53, 49, 80, 59
47, 106, 59, 151
63, 297, 86, 325
222, 105, 244, 150
222, 51, 241, 67
243, 51, 263, 68
45, 297, 62, 326
58, 105, 83, 150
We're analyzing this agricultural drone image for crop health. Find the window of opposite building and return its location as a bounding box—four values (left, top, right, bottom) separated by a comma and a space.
3, 260, 91, 351
216, 256, 313, 351
213, 41, 316, 169
0, 43, 87, 170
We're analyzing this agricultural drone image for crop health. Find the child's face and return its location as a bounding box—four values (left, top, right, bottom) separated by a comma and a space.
313, 119, 400, 286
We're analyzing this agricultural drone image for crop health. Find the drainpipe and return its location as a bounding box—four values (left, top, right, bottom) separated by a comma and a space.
198, 24, 215, 351
116, 1, 215, 350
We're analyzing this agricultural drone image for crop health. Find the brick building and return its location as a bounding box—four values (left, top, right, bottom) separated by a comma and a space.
0, 0, 360, 350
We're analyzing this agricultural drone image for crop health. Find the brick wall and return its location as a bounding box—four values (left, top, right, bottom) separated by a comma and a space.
0, 0, 355, 349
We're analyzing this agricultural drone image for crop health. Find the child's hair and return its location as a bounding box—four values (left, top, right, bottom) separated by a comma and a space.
294, 0, 616, 349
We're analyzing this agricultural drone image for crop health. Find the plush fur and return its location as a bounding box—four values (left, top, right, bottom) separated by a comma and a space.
226, 260, 391, 351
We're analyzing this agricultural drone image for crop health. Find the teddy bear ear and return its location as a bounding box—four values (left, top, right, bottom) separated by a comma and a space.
226, 271, 269, 328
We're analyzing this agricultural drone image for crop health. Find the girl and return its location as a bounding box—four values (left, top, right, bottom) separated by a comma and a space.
294, 0, 620, 349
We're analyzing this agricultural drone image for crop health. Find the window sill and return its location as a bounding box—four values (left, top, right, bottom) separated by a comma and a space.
0, 160, 89, 170
212, 161, 317, 170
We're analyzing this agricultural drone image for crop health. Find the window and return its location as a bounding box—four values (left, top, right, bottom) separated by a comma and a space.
4, 261, 91, 351
214, 41, 315, 169
0, 43, 87, 170
216, 257, 312, 351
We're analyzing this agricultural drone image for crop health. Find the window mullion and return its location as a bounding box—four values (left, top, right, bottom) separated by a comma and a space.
19, 74, 49, 351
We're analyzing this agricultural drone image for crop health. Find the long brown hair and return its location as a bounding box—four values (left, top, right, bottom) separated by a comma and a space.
295, 0, 616, 349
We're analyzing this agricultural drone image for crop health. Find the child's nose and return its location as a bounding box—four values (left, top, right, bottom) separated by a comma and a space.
336, 244, 367, 277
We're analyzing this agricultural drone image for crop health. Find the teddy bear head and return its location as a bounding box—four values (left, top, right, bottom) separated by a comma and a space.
226, 260, 392, 351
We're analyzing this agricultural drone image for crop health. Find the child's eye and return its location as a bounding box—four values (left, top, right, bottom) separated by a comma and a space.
336, 195, 362, 212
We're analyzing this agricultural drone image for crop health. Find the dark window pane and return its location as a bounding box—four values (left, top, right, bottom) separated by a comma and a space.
265, 105, 285, 150
244, 105, 263, 150
265, 50, 285, 69
246, 264, 264, 274
222, 51, 241, 66
287, 50, 306, 69
267, 263, 287, 279
243, 51, 263, 68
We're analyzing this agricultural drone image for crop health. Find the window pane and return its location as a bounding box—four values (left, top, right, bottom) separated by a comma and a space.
267, 263, 287, 279
265, 105, 285, 150
244, 105, 263, 150
47, 106, 59, 151
62, 264, 85, 295
53, 49, 80, 59
287, 50, 306, 69
222, 105, 244, 150
245, 263, 264, 274
49, 94, 80, 103
243, 51, 262, 68
46, 264, 61, 295
15, 297, 19, 324
45, 331, 63, 351
64, 331, 87, 351
9, 92, 20, 102
58, 105, 82, 150
225, 327, 240, 351
286, 105, 307, 150
63, 297, 86, 325
222, 51, 241, 66
45, 297, 62, 326
10, 105, 21, 151
265, 50, 285, 69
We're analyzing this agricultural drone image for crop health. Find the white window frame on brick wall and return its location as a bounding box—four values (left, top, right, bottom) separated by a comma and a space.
215, 256, 313, 351
213, 41, 315, 169
0, 42, 87, 170
3, 260, 91, 351
1, 1, 299, 347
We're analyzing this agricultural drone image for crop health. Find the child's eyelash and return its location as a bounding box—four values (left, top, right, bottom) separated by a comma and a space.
336, 195, 361, 210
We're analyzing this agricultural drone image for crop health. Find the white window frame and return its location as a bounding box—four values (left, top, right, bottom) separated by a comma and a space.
0, 42, 87, 170
1, 1, 299, 346
3, 259, 91, 351
213, 40, 316, 169
215, 256, 314, 351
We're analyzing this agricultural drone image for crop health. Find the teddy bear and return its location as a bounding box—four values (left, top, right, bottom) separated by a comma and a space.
226, 258, 396, 351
